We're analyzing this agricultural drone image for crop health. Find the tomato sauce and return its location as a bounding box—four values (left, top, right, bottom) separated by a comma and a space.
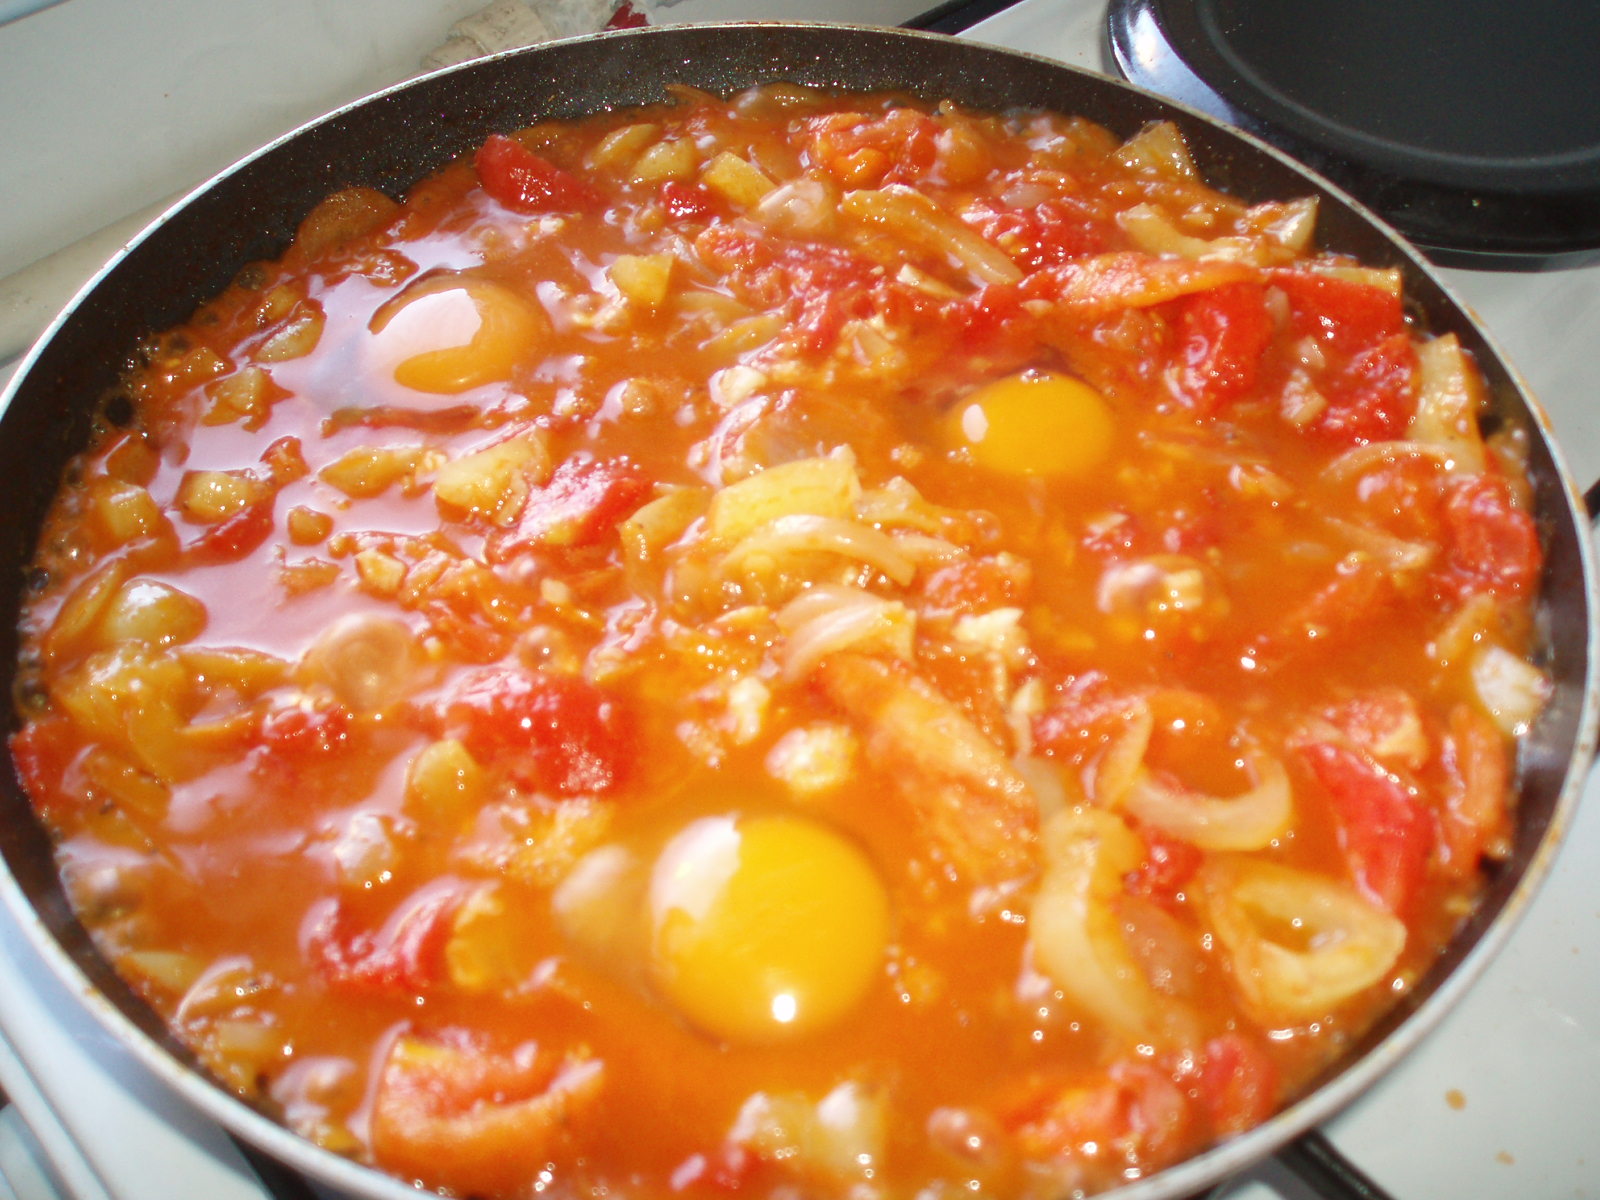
9, 85, 1548, 1199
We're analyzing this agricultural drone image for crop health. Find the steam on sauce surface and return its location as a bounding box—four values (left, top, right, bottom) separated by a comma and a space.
9, 84, 1549, 1199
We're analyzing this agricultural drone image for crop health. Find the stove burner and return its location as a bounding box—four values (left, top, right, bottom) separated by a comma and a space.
1106, 0, 1600, 267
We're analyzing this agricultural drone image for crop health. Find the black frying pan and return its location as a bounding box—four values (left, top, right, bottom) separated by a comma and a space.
1, 22, 1594, 1200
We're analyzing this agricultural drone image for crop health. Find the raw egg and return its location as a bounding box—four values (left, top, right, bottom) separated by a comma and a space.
945, 368, 1114, 477
648, 813, 890, 1045
367, 273, 546, 394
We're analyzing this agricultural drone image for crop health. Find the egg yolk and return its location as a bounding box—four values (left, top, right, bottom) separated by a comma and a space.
945, 369, 1115, 477
367, 274, 546, 394
648, 813, 890, 1045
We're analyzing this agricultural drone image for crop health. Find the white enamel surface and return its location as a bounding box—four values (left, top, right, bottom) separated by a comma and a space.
1, 2, 1598, 1199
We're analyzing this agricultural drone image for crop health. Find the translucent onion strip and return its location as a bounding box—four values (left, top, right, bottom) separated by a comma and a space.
1320, 516, 1437, 575
720, 515, 917, 587
1323, 439, 1457, 484
776, 585, 915, 681
842, 186, 1022, 287
1200, 859, 1406, 1022
1030, 808, 1166, 1038
1122, 754, 1293, 852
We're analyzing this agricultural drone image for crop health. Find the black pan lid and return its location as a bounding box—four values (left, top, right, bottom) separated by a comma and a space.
1105, 0, 1600, 268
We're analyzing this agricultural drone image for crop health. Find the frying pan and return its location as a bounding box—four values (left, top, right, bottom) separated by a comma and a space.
0, 22, 1594, 1200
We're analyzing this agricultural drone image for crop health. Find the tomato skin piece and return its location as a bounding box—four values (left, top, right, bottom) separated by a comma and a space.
1272, 270, 1404, 354
255, 699, 351, 760
1315, 330, 1418, 445
1125, 822, 1203, 905
487, 457, 651, 560
660, 180, 720, 222
475, 134, 604, 214
184, 498, 275, 565
921, 556, 1031, 615
1172, 281, 1274, 414
962, 196, 1111, 270
805, 108, 941, 187
1299, 741, 1432, 916
1007, 1061, 1195, 1170
1197, 1033, 1280, 1137
306, 882, 463, 993
8, 717, 77, 827
1438, 473, 1542, 599
438, 665, 633, 795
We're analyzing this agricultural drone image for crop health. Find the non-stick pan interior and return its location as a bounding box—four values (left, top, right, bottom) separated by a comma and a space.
1, 23, 1594, 1200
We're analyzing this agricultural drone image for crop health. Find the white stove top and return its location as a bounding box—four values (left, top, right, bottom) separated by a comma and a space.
1, 2, 1598, 1199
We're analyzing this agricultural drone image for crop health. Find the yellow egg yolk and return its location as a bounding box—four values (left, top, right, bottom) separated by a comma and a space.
648, 813, 890, 1045
945, 368, 1115, 477
367, 274, 546, 394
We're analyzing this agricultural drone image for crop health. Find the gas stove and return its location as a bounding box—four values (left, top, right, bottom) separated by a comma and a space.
1, 2, 1597, 1199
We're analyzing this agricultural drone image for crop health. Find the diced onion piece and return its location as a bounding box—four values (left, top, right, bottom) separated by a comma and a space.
1407, 334, 1488, 474
1114, 120, 1198, 179
299, 613, 426, 712
176, 469, 271, 523
843, 185, 1023, 286
432, 431, 552, 526
608, 252, 676, 308
722, 515, 917, 588
292, 186, 401, 259
1240, 196, 1319, 255
701, 151, 776, 208
122, 949, 207, 995
765, 722, 859, 796
81, 477, 168, 549
1030, 808, 1164, 1037
98, 579, 208, 649
204, 366, 275, 429
707, 452, 861, 542
552, 844, 649, 971
1122, 754, 1292, 851
631, 137, 698, 183
1201, 858, 1405, 1021
405, 738, 488, 828
728, 1082, 887, 1187
445, 886, 539, 992
1303, 264, 1403, 295
586, 122, 660, 171
1471, 643, 1551, 735
620, 486, 709, 568
42, 560, 130, 663
1324, 439, 1457, 484
753, 177, 838, 237
319, 444, 429, 499
255, 302, 326, 362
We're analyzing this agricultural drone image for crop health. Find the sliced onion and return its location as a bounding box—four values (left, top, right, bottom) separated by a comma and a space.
1122, 754, 1292, 851
1200, 858, 1405, 1021
1323, 439, 1457, 484
776, 585, 915, 682
1030, 808, 1163, 1037
721, 515, 917, 587
1471, 643, 1551, 735
1086, 698, 1153, 808
1320, 516, 1436, 575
